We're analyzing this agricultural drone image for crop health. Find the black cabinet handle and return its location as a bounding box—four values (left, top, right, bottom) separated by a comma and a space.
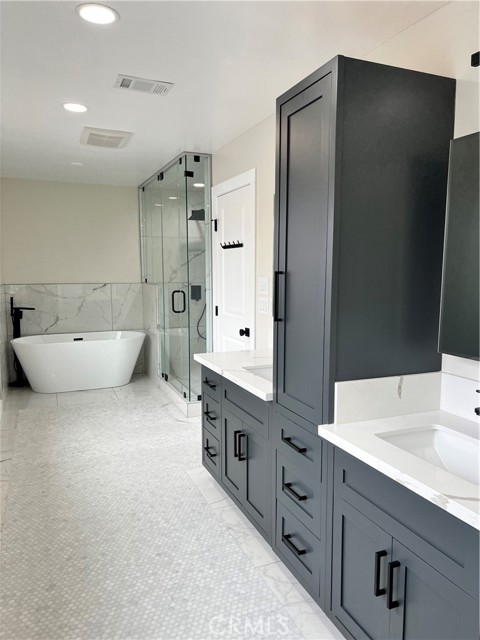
239, 327, 250, 337
233, 430, 241, 459
283, 482, 307, 502
374, 550, 387, 596
386, 561, 400, 609
274, 271, 285, 322
282, 533, 306, 556
204, 379, 216, 390
203, 445, 217, 460
281, 435, 307, 455
172, 289, 186, 314
204, 411, 217, 421
238, 432, 247, 462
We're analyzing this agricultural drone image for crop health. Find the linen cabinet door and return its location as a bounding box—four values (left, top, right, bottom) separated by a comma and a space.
389, 541, 479, 640
221, 409, 245, 503
274, 72, 333, 426
242, 425, 271, 539
331, 499, 391, 640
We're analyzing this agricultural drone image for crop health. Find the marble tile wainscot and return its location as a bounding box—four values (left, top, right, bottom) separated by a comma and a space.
3, 283, 145, 382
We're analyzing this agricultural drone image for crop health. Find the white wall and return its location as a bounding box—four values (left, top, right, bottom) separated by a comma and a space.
212, 115, 275, 351
364, 0, 479, 382
0, 178, 140, 284
211, 1, 479, 379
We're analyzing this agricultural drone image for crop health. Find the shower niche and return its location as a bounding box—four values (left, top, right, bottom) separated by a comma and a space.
140, 153, 212, 403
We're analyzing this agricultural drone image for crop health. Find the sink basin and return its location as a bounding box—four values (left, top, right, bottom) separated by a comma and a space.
377, 425, 480, 485
242, 365, 273, 382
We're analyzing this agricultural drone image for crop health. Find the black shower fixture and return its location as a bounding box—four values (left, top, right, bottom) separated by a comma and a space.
188, 208, 205, 221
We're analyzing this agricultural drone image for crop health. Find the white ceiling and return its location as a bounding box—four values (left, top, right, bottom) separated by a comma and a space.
0, 1, 447, 187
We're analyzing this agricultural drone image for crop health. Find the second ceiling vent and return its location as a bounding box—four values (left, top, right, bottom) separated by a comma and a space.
80, 127, 132, 149
114, 74, 174, 96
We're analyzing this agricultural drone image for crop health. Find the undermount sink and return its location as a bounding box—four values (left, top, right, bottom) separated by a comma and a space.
377, 425, 480, 485
242, 365, 273, 382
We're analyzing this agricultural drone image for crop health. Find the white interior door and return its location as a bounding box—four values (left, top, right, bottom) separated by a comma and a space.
212, 169, 255, 351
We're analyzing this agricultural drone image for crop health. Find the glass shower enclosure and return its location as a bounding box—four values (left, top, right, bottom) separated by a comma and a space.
140, 153, 211, 402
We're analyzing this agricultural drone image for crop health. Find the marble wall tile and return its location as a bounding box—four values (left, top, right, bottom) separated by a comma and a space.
144, 330, 159, 380
142, 283, 157, 335
3, 283, 145, 380
0, 286, 8, 407
188, 243, 206, 283
6, 284, 112, 336
133, 344, 145, 375
151, 236, 164, 283
112, 283, 143, 330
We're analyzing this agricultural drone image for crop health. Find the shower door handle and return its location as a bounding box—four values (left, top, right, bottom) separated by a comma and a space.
172, 289, 186, 314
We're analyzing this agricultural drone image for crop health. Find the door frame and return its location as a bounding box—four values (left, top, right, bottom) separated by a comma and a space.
211, 168, 256, 351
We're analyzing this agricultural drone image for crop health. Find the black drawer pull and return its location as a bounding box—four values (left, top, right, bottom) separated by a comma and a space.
238, 432, 247, 462
387, 561, 400, 609
204, 411, 217, 421
281, 435, 307, 455
274, 271, 285, 322
203, 445, 217, 460
204, 379, 217, 390
282, 533, 306, 556
233, 429, 241, 459
374, 550, 387, 597
283, 482, 307, 502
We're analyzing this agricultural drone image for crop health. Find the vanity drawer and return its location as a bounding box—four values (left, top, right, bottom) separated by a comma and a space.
276, 452, 322, 539
201, 367, 221, 403
202, 392, 220, 436
275, 501, 321, 596
222, 379, 269, 439
275, 411, 322, 482
202, 428, 220, 479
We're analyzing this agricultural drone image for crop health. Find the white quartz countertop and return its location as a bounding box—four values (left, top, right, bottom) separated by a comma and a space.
194, 350, 273, 401
318, 411, 480, 530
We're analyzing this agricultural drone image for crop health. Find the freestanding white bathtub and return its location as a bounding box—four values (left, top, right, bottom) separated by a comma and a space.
11, 331, 145, 393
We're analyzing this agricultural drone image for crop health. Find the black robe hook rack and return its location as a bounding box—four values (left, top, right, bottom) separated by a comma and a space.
221, 241, 243, 250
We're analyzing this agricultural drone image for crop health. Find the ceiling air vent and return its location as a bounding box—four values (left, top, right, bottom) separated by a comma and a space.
114, 74, 174, 96
80, 127, 132, 149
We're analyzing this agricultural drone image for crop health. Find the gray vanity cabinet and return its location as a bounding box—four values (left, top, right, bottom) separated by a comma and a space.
221, 409, 272, 539
274, 55, 456, 426
331, 499, 392, 640
330, 450, 480, 640
332, 499, 479, 640
200, 367, 273, 542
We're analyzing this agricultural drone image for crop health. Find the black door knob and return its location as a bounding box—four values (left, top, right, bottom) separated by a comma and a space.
239, 327, 250, 337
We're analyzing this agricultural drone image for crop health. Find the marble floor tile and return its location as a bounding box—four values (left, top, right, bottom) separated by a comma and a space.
0, 481, 9, 523
186, 466, 230, 506
285, 600, 344, 640
216, 504, 279, 568
5, 392, 57, 409
0, 456, 12, 480
0, 429, 16, 455
209, 496, 235, 511
258, 560, 312, 606
57, 388, 117, 406
0, 375, 342, 640
232, 527, 280, 568
0, 409, 18, 430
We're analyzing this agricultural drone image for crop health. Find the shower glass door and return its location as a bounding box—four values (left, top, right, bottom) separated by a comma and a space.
140, 153, 211, 402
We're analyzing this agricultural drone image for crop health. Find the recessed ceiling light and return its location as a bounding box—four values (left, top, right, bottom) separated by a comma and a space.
154, 203, 162, 207
63, 102, 88, 113
193, 183, 205, 188
71, 162, 83, 166
168, 196, 178, 200
76, 3, 119, 25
